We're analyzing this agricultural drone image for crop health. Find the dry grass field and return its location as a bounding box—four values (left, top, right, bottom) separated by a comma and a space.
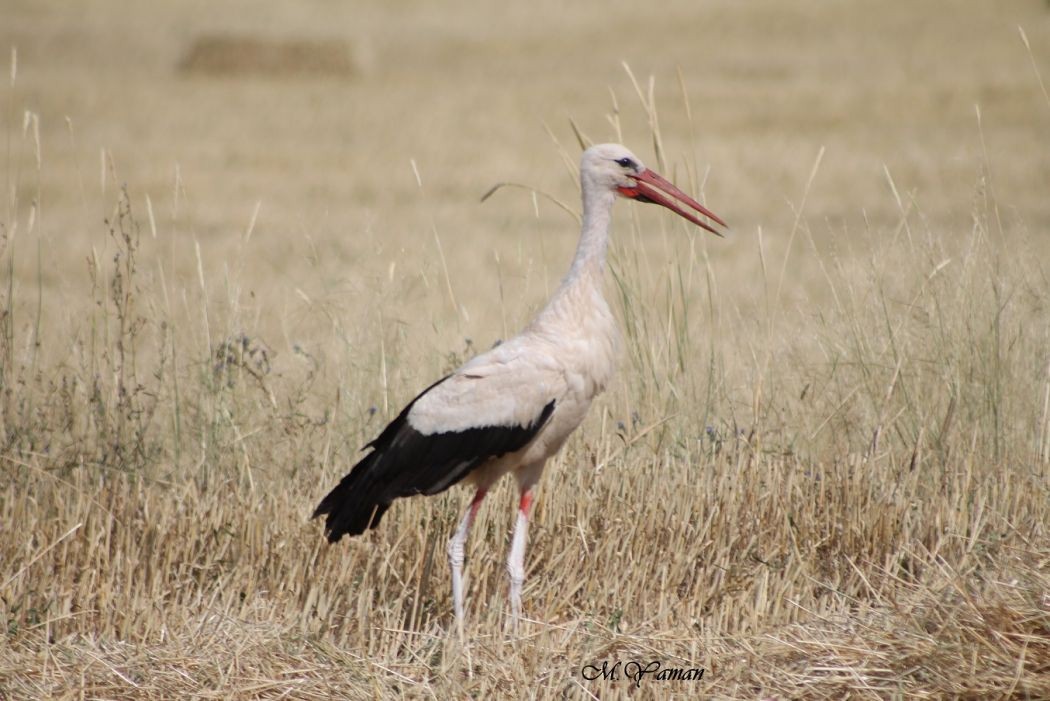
2, 0, 1050, 698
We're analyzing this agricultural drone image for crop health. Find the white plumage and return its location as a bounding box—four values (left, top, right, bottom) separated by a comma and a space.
314, 143, 726, 629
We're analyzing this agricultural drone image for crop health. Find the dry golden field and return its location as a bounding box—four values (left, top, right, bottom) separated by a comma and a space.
2, 0, 1050, 698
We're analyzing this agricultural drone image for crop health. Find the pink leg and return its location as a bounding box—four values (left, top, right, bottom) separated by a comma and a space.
507, 487, 534, 629
448, 488, 487, 628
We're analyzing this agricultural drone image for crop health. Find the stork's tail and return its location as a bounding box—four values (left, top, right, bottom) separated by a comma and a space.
312, 453, 391, 541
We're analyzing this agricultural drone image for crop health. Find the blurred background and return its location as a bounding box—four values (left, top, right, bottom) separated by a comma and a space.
3, 1, 1048, 351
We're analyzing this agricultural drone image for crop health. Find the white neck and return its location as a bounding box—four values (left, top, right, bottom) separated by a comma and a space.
566, 182, 615, 281
530, 180, 616, 329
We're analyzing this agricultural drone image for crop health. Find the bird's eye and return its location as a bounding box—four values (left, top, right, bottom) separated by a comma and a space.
615, 157, 636, 169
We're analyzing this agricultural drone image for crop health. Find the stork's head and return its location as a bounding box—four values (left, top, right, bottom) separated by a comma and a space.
581, 143, 726, 236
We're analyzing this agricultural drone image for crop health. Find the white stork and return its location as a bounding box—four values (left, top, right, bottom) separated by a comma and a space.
313, 143, 725, 628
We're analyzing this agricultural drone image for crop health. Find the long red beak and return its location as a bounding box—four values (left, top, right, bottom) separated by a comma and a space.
617, 169, 727, 236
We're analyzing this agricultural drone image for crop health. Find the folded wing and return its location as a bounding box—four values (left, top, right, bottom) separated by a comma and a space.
313, 344, 563, 541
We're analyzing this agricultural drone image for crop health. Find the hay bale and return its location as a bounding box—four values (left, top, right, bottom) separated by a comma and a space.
179, 35, 359, 78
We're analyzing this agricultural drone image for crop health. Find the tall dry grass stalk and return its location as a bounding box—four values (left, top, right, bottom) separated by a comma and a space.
2, 56, 1049, 699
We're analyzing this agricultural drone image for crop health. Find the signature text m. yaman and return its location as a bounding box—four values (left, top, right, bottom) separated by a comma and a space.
581, 660, 705, 687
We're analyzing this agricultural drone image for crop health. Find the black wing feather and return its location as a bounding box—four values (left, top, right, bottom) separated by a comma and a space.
313, 377, 555, 542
